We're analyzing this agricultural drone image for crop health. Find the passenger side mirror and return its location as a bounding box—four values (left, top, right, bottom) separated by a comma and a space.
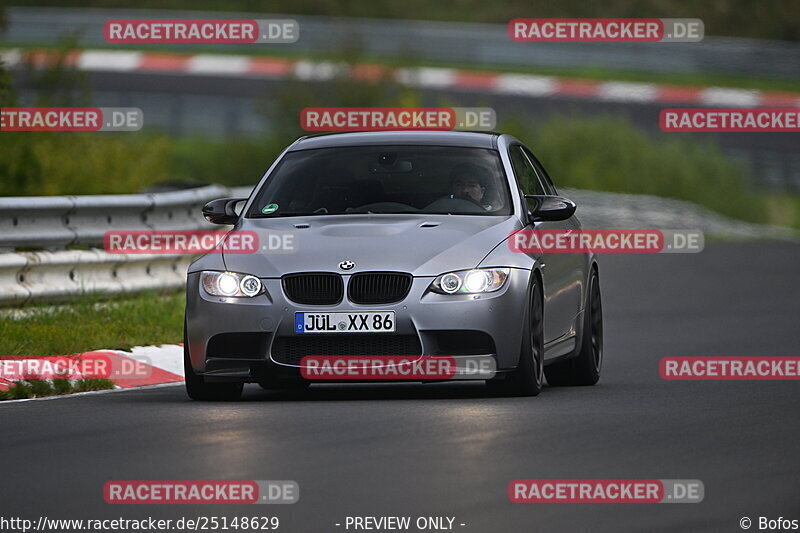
525, 195, 576, 222
202, 197, 247, 225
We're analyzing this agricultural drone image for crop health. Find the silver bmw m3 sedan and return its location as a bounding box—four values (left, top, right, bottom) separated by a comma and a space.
184, 131, 602, 400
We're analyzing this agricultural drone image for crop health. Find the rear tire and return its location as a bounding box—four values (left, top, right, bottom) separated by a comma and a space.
545, 268, 603, 386
486, 276, 544, 397
184, 325, 243, 401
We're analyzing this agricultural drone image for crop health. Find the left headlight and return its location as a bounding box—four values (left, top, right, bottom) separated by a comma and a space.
429, 268, 510, 295
201, 271, 264, 297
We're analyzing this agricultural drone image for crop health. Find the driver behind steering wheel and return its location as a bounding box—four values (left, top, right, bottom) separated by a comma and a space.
447, 163, 495, 210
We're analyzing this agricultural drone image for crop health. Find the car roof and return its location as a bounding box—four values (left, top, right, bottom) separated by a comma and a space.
288, 130, 499, 151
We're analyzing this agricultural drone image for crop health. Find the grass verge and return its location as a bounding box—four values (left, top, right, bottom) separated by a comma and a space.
0, 290, 185, 355
0, 290, 184, 401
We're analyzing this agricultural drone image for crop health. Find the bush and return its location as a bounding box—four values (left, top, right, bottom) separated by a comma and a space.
0, 133, 173, 196
0, 40, 174, 196
503, 115, 767, 224
168, 136, 285, 187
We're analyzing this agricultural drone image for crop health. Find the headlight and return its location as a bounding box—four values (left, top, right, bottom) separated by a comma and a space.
430, 268, 510, 295
201, 271, 264, 297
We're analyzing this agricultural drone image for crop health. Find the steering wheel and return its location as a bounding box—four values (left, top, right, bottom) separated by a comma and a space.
424, 197, 487, 214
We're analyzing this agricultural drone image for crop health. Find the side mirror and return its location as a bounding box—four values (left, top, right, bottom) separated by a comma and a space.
525, 195, 576, 222
202, 197, 247, 225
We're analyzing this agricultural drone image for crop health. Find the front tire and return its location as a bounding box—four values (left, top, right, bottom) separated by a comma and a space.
486, 276, 544, 397
184, 326, 243, 401
545, 268, 603, 386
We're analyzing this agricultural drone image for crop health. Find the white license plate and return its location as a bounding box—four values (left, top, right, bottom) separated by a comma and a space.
295, 312, 395, 333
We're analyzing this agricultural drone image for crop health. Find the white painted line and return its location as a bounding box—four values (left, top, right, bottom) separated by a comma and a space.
396, 67, 457, 88
293, 60, 345, 81
76, 50, 142, 72
187, 54, 251, 75
493, 74, 556, 96
598, 81, 658, 103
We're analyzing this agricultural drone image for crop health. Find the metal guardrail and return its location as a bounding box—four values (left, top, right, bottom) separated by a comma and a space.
0, 185, 254, 252
0, 184, 253, 305
0, 250, 195, 304
4, 7, 800, 79
560, 188, 796, 240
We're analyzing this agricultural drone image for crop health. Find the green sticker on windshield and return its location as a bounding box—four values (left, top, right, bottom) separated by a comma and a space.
261, 203, 279, 214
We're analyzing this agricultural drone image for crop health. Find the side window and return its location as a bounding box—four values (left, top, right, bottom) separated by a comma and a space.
522, 147, 558, 195
508, 145, 546, 195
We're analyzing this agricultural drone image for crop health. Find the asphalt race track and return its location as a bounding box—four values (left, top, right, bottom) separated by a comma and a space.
2, 242, 799, 532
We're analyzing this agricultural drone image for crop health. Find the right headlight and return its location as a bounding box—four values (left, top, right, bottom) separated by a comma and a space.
429, 268, 510, 295
201, 271, 264, 298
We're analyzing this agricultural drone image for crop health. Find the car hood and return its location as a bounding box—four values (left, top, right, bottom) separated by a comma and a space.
223, 214, 522, 277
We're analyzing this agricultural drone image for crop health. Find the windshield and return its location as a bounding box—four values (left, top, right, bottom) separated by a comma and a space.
247, 145, 513, 217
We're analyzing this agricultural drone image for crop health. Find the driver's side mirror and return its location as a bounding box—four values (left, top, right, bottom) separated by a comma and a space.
202, 197, 247, 225
525, 195, 576, 222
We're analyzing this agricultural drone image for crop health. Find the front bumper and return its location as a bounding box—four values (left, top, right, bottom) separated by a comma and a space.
185, 268, 531, 382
